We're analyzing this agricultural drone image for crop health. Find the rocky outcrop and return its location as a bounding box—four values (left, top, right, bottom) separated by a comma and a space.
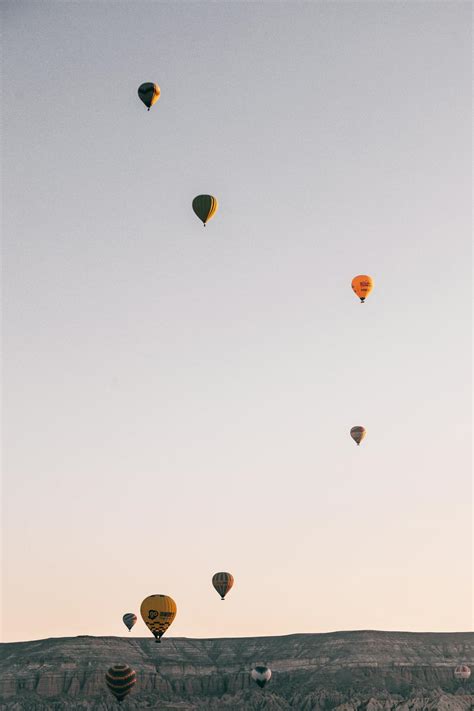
0, 631, 473, 709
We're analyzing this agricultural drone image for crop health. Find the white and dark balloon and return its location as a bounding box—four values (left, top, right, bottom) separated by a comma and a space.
251, 665, 272, 688
454, 664, 471, 681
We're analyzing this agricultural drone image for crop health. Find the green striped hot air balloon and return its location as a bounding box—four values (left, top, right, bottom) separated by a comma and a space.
192, 195, 218, 226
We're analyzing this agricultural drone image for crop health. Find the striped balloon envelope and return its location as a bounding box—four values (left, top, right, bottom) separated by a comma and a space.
350, 426, 366, 446
251, 665, 272, 688
212, 572, 234, 600
105, 664, 136, 703
122, 613, 137, 631
192, 194, 218, 226
454, 664, 471, 680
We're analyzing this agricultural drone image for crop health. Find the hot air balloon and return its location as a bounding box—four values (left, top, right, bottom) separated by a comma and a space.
105, 664, 136, 703
251, 665, 272, 688
212, 572, 234, 600
192, 195, 218, 226
351, 275, 373, 303
350, 426, 366, 446
140, 594, 177, 643
138, 82, 161, 110
122, 613, 137, 632
454, 664, 471, 681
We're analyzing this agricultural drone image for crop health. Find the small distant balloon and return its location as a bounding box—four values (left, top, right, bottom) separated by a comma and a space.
350, 426, 366, 446
105, 664, 136, 703
140, 594, 177, 643
122, 613, 137, 632
192, 195, 218, 226
138, 82, 161, 110
212, 572, 234, 600
351, 275, 373, 303
454, 664, 471, 680
251, 665, 272, 688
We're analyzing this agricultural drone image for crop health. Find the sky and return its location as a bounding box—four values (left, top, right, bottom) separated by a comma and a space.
1, 1, 472, 643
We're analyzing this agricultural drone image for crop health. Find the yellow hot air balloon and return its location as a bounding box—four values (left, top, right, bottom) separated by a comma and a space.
140, 594, 177, 643
351, 275, 373, 302
350, 426, 366, 446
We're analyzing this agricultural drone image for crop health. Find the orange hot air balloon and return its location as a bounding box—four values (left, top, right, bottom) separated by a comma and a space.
351, 275, 373, 302
350, 426, 366, 446
212, 572, 234, 600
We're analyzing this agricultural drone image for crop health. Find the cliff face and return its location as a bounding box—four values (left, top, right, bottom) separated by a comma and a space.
0, 631, 473, 710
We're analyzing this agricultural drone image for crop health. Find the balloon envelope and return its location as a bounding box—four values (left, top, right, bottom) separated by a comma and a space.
140, 594, 177, 642
251, 665, 272, 688
122, 613, 137, 631
138, 82, 161, 110
351, 275, 373, 302
454, 664, 471, 680
350, 426, 366, 446
192, 195, 218, 225
212, 572, 234, 600
105, 664, 136, 703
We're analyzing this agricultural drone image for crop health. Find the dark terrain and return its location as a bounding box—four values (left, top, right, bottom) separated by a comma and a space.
1, 630, 473, 709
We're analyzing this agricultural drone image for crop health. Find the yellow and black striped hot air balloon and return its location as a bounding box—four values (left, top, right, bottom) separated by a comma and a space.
350, 426, 366, 446
192, 195, 218, 226
105, 664, 136, 703
212, 572, 234, 600
351, 275, 373, 302
138, 82, 161, 110
140, 594, 177, 642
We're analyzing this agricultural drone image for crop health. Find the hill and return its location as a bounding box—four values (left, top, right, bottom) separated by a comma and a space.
1, 630, 473, 709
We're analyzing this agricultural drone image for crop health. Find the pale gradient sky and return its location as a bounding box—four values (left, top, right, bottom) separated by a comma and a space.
2, 1, 472, 643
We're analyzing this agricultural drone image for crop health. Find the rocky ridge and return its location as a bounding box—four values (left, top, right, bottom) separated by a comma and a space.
0, 630, 473, 709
